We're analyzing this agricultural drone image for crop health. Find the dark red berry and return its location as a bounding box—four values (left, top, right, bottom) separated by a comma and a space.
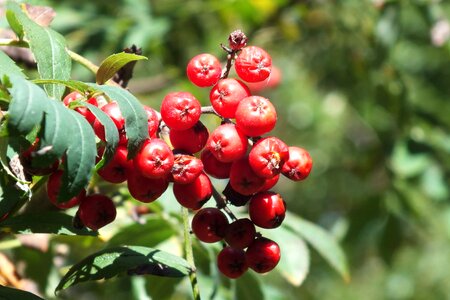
127, 171, 169, 203
246, 237, 280, 273
169, 121, 209, 154
228, 29, 248, 51
206, 123, 248, 163
97, 145, 133, 183
134, 139, 174, 179
160, 92, 201, 130
173, 173, 212, 210
200, 148, 232, 179
47, 170, 85, 209
235, 96, 277, 137
78, 194, 117, 230
191, 207, 228, 243
229, 156, 265, 196
235, 46, 272, 83
63, 91, 98, 125
281, 146, 313, 181
217, 247, 248, 279
249, 191, 286, 229
209, 78, 250, 118
224, 218, 256, 249
170, 154, 204, 184
186, 53, 222, 87
248, 137, 289, 178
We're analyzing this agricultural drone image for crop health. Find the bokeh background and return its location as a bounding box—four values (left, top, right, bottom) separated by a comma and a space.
3, 0, 450, 299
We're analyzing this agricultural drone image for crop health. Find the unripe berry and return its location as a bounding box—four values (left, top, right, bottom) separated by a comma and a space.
217, 247, 248, 279
235, 46, 272, 82
191, 207, 228, 243
186, 53, 222, 87
246, 237, 280, 273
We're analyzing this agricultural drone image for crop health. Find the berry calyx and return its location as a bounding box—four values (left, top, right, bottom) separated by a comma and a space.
235, 46, 272, 82
228, 29, 248, 51
281, 146, 313, 181
235, 96, 277, 137
160, 92, 201, 130
245, 237, 281, 273
217, 247, 248, 279
248, 191, 286, 229
134, 139, 174, 179
191, 207, 229, 243
186, 53, 222, 87
78, 194, 117, 230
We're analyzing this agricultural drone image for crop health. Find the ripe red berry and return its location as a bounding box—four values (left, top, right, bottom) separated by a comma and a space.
143, 105, 159, 138
186, 53, 222, 87
209, 78, 250, 118
191, 207, 228, 243
248, 137, 289, 178
97, 145, 133, 183
200, 148, 232, 179
160, 92, 201, 130
134, 139, 174, 179
63, 91, 98, 125
217, 247, 248, 279
170, 154, 204, 184
281, 146, 313, 181
235, 96, 277, 137
229, 156, 265, 196
47, 170, 85, 209
248, 191, 286, 229
78, 194, 117, 230
169, 121, 209, 154
173, 173, 212, 210
259, 174, 280, 192
235, 46, 272, 83
224, 218, 256, 249
246, 237, 280, 273
246, 65, 282, 93
206, 123, 248, 163
127, 171, 169, 203
93, 102, 127, 145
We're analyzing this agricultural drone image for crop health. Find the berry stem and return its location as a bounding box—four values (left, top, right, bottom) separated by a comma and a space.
182, 206, 202, 300
211, 185, 238, 221
220, 49, 237, 80
200, 105, 221, 117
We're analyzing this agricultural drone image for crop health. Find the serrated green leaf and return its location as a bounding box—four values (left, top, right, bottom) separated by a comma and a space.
284, 212, 350, 282
7, 1, 71, 99
96, 52, 147, 85
0, 50, 25, 78
107, 216, 176, 247
235, 272, 264, 300
59, 110, 96, 202
6, 75, 47, 135
0, 286, 44, 300
92, 84, 148, 158
56, 246, 192, 293
82, 103, 119, 168
33, 79, 95, 94
0, 211, 97, 235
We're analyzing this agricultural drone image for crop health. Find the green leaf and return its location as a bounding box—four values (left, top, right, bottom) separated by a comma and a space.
0, 286, 44, 300
82, 103, 119, 169
284, 212, 350, 282
6, 75, 48, 136
0, 170, 31, 221
235, 272, 264, 300
107, 216, 176, 247
6, 1, 71, 99
32, 79, 95, 95
96, 52, 147, 85
5, 6, 24, 39
0, 50, 25, 78
59, 110, 96, 202
0, 211, 95, 235
92, 84, 148, 158
55, 246, 192, 293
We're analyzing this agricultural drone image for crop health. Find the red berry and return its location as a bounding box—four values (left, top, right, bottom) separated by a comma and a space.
235, 46, 272, 83
160, 92, 201, 130
78, 194, 116, 230
134, 139, 174, 179
249, 191, 286, 229
200, 148, 232, 179
97, 145, 133, 183
281, 147, 313, 181
93, 102, 127, 145
248, 137, 289, 178
191, 207, 228, 243
246, 65, 282, 93
259, 174, 280, 192
229, 156, 265, 196
170, 154, 204, 184
235, 96, 277, 137
246, 237, 280, 273
224, 218, 256, 249
186, 53, 222, 87
217, 247, 248, 279
47, 170, 85, 209
173, 173, 212, 210
143, 105, 159, 138
63, 91, 98, 124
209, 78, 250, 118
169, 121, 209, 154
127, 171, 169, 203
206, 123, 248, 163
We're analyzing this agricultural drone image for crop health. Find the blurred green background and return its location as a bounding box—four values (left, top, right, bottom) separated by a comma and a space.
4, 0, 450, 299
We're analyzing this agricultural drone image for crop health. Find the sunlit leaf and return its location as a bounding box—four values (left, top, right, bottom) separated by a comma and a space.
96, 52, 147, 85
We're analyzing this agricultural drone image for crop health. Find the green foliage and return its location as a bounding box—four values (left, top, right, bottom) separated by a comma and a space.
0, 286, 45, 300
96, 52, 147, 85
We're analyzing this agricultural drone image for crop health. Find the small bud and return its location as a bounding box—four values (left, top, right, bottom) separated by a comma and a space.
228, 29, 248, 51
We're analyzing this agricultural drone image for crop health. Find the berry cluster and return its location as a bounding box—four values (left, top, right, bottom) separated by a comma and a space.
19, 30, 313, 279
